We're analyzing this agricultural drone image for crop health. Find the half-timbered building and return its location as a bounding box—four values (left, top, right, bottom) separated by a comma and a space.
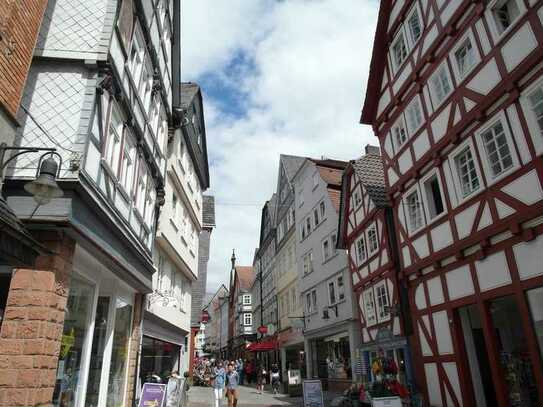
338, 145, 414, 388
362, 0, 543, 405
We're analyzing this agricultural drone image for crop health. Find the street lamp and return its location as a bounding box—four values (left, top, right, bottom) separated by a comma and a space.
0, 143, 63, 205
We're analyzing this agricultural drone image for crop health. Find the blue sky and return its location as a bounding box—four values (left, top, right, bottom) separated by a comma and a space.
181, 0, 379, 292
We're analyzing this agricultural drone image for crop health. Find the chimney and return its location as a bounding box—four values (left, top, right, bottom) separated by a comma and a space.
365, 144, 380, 155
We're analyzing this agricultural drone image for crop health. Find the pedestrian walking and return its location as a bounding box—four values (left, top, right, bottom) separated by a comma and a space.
256, 364, 266, 394
212, 362, 226, 407
270, 364, 280, 394
226, 362, 239, 407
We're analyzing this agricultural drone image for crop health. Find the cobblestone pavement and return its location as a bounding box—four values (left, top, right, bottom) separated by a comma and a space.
186, 385, 304, 407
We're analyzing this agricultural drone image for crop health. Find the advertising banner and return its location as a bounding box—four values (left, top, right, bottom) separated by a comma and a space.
138, 383, 166, 407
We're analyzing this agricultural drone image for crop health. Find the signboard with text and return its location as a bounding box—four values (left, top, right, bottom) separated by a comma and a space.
302, 379, 324, 407
138, 383, 166, 407
372, 396, 402, 407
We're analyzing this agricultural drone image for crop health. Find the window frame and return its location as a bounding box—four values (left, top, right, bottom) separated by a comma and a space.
363, 289, 377, 327
374, 280, 391, 323
302, 251, 314, 276
520, 76, 543, 156
243, 312, 252, 326
355, 235, 367, 264
328, 280, 337, 306
403, 185, 425, 235
406, 3, 424, 47
366, 223, 379, 256
242, 294, 251, 305
450, 29, 481, 84
485, 0, 526, 43
405, 95, 424, 136
391, 28, 409, 74
429, 61, 454, 108
474, 112, 519, 186
392, 114, 409, 152
448, 138, 485, 205
420, 169, 447, 224
128, 24, 146, 87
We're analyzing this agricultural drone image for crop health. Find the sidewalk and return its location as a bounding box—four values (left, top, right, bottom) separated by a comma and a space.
186, 384, 343, 407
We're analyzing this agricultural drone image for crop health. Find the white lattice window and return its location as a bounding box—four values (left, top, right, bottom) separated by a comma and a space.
367, 224, 379, 255
430, 63, 453, 106
454, 146, 480, 197
480, 120, 513, 177
454, 36, 476, 79
105, 106, 122, 174
491, 0, 521, 34
405, 189, 423, 233
407, 6, 422, 45
120, 130, 136, 193
406, 96, 424, 135
243, 294, 251, 305
244, 313, 252, 326
528, 86, 543, 136
356, 236, 367, 264
374, 281, 390, 323
363, 289, 377, 326
392, 116, 408, 150
392, 31, 408, 72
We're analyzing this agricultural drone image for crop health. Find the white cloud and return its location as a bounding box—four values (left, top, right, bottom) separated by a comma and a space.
181, 0, 379, 292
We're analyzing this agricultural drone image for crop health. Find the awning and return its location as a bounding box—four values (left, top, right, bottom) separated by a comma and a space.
247, 338, 278, 352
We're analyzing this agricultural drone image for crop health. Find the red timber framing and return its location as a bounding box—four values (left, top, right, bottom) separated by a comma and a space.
338, 152, 413, 370
361, 0, 543, 405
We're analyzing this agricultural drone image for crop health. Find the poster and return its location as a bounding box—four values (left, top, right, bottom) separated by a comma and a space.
288, 369, 301, 385
138, 383, 166, 407
302, 379, 324, 407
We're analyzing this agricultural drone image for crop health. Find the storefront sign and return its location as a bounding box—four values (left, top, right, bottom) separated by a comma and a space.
371, 396, 402, 407
288, 369, 301, 385
139, 383, 166, 407
302, 380, 324, 407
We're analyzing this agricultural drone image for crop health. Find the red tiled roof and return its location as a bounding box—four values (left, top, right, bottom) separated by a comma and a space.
316, 165, 344, 187
328, 188, 341, 213
235, 266, 254, 290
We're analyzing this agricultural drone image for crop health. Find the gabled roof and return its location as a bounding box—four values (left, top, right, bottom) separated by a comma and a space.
280, 154, 306, 182
202, 195, 216, 227
352, 152, 388, 207
235, 266, 254, 291
360, 0, 392, 125
311, 158, 347, 215
337, 147, 388, 248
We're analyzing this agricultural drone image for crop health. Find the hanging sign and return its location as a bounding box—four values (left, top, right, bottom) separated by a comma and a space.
139, 383, 166, 407
302, 379, 324, 407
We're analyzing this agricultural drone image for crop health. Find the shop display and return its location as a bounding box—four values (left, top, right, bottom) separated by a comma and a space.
368, 350, 408, 399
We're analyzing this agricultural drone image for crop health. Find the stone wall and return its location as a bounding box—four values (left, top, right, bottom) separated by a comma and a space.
0, 232, 75, 407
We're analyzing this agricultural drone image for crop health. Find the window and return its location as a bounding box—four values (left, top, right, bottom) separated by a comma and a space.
491, 0, 521, 35
392, 116, 408, 150
367, 224, 379, 254
392, 31, 408, 72
328, 281, 337, 305
430, 63, 452, 106
119, 131, 136, 193
299, 188, 304, 207
363, 289, 377, 326
243, 294, 251, 305
374, 282, 390, 323
172, 193, 178, 218
313, 208, 320, 226
407, 6, 422, 44
244, 313, 252, 326
105, 107, 122, 174
129, 26, 145, 86
356, 236, 367, 263
406, 190, 423, 232
320, 201, 325, 218
423, 173, 445, 220
337, 276, 345, 301
323, 239, 330, 261
406, 97, 424, 135
303, 252, 313, 275
306, 289, 317, 313
300, 223, 306, 240
354, 191, 362, 207
454, 146, 480, 197
139, 59, 153, 112
480, 120, 513, 178
306, 217, 312, 234
454, 35, 477, 79
529, 86, 543, 134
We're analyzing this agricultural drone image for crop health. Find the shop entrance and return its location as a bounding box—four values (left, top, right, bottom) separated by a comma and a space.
458, 296, 540, 407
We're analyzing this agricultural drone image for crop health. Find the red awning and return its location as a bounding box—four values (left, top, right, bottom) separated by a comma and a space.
247, 339, 278, 352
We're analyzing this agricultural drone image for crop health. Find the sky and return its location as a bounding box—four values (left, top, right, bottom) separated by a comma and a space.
180, 0, 379, 293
